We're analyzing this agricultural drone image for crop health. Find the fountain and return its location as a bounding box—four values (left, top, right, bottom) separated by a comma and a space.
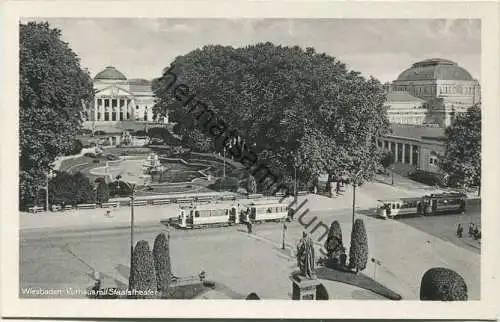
142, 153, 164, 175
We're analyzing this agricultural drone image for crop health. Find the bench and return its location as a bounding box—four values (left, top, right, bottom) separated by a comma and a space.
101, 202, 120, 208
297, 191, 309, 196
51, 205, 62, 212
64, 205, 74, 211
275, 192, 285, 198
177, 198, 193, 204
152, 199, 172, 205
130, 200, 148, 206
28, 206, 44, 214
221, 195, 236, 201
247, 194, 263, 199
77, 203, 97, 210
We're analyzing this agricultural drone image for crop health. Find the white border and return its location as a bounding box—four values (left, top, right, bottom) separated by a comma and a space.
2, 0, 499, 319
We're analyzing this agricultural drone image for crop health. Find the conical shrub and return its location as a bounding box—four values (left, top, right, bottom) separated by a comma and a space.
325, 220, 343, 257
420, 267, 468, 301
153, 232, 172, 293
348, 219, 368, 273
129, 240, 157, 298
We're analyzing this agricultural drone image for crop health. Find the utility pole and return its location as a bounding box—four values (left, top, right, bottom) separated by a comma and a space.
223, 146, 226, 179
282, 222, 287, 250
45, 172, 49, 212
352, 170, 362, 227
130, 185, 136, 273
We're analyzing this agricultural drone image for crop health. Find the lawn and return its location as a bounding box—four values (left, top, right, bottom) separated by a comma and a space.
315, 266, 402, 300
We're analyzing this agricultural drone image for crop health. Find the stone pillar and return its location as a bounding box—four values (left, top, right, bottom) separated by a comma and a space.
94, 97, 98, 121
290, 274, 320, 300
394, 141, 398, 163
409, 145, 413, 165
401, 144, 406, 164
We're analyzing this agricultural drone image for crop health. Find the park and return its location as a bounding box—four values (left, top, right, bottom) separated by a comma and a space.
18, 21, 481, 301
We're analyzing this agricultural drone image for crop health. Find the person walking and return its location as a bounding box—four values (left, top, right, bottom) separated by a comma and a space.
335, 181, 341, 195
456, 224, 463, 238
468, 222, 474, 238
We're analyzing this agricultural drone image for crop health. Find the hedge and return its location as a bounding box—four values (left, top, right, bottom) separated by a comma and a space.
409, 170, 445, 187
209, 177, 240, 192
420, 267, 468, 301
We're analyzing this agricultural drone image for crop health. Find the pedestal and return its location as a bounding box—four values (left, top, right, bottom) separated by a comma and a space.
290, 274, 321, 300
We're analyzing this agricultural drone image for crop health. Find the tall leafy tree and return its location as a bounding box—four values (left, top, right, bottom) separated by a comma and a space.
440, 104, 481, 191
19, 22, 93, 208
153, 43, 389, 189
247, 175, 257, 194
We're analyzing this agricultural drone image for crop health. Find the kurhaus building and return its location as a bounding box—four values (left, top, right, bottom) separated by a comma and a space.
384, 58, 480, 127
84, 66, 168, 126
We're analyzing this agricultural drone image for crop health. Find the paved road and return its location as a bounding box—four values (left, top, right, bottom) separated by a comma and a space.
19, 206, 480, 300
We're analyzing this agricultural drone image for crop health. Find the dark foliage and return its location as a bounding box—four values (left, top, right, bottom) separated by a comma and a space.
247, 175, 257, 194
380, 150, 395, 171
95, 180, 110, 204
147, 127, 182, 146
64, 139, 84, 156
349, 219, 369, 273
316, 283, 329, 300
409, 170, 446, 187
420, 267, 468, 301
208, 176, 240, 192
108, 180, 132, 197
246, 292, 260, 300
129, 240, 157, 299
153, 233, 172, 293
19, 22, 93, 209
48, 171, 95, 206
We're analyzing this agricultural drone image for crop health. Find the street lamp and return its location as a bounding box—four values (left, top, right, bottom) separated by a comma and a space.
282, 222, 287, 250
391, 165, 394, 186
352, 169, 363, 227
116, 175, 150, 272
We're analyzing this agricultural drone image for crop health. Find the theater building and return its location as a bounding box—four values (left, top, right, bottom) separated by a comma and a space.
385, 58, 480, 127
377, 124, 446, 175
83, 66, 168, 127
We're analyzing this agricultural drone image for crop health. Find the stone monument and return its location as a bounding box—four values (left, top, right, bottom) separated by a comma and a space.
290, 231, 321, 300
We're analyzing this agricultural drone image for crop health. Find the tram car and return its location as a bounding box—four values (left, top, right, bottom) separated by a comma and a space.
240, 201, 289, 223
377, 192, 467, 219
175, 202, 240, 229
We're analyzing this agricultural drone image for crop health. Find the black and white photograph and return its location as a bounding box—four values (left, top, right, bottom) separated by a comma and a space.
2, 0, 499, 320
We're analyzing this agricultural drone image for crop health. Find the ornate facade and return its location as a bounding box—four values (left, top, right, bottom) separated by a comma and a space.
84, 66, 167, 125
385, 58, 480, 127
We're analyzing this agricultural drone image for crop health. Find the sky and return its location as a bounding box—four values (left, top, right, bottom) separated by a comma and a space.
26, 18, 481, 83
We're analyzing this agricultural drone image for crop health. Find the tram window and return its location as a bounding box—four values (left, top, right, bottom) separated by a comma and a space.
392, 204, 396, 209
396, 204, 400, 209
195, 211, 200, 218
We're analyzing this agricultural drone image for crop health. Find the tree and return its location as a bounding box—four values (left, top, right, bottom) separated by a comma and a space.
96, 180, 110, 204
129, 240, 157, 298
420, 267, 468, 301
48, 171, 95, 206
380, 150, 395, 173
153, 43, 390, 191
325, 220, 344, 260
348, 219, 368, 273
440, 104, 481, 191
153, 232, 172, 293
19, 22, 93, 208
247, 175, 257, 194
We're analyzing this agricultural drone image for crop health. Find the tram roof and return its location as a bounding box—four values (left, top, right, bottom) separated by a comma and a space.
242, 202, 289, 208
179, 201, 236, 210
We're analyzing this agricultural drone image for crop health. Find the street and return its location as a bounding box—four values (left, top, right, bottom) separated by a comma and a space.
19, 203, 480, 300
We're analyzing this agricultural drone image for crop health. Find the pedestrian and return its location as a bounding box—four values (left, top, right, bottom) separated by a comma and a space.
247, 221, 253, 234
473, 226, 479, 240
313, 185, 318, 195
456, 224, 463, 238
336, 181, 341, 195
468, 222, 474, 237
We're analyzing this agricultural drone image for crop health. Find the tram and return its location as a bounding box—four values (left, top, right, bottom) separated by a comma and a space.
175, 202, 240, 229
377, 192, 467, 219
240, 201, 289, 223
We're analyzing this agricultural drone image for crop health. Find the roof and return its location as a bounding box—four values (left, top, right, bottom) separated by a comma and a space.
396, 58, 473, 82
387, 124, 445, 140
94, 66, 127, 81
386, 91, 426, 103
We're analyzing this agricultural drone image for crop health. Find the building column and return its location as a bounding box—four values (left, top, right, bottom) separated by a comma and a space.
94, 97, 98, 121
401, 143, 406, 164
394, 141, 398, 163
119, 99, 123, 121
409, 145, 413, 165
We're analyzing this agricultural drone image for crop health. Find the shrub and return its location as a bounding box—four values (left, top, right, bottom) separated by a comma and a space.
246, 292, 260, 300
316, 283, 329, 300
209, 177, 240, 192
325, 220, 344, 259
94, 130, 107, 135
153, 233, 172, 293
409, 170, 445, 187
420, 267, 468, 301
96, 181, 110, 204
348, 219, 368, 273
49, 171, 96, 206
64, 139, 83, 156
108, 180, 132, 197
247, 175, 257, 194
129, 240, 157, 298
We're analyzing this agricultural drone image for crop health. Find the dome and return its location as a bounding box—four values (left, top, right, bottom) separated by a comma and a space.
396, 58, 473, 82
94, 66, 127, 81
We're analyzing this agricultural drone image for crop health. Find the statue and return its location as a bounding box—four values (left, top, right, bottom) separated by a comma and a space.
296, 231, 316, 279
